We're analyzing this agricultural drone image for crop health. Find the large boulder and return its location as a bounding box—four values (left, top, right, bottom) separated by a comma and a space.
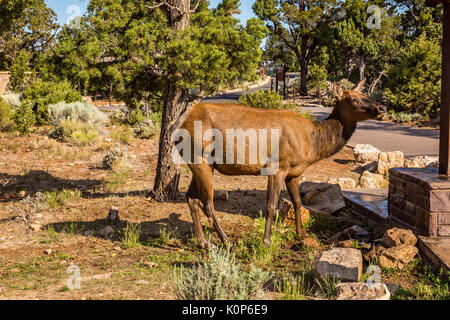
335, 282, 391, 300
378, 245, 419, 270
358, 171, 388, 189
377, 151, 404, 175
382, 228, 417, 248
404, 156, 438, 169
300, 182, 346, 214
327, 177, 357, 190
315, 248, 363, 282
353, 144, 380, 163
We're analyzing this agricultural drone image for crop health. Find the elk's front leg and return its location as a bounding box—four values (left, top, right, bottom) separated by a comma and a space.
263, 174, 285, 248
285, 176, 307, 239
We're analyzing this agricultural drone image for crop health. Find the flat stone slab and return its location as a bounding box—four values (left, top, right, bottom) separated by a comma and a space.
335, 282, 391, 300
417, 236, 450, 275
343, 189, 389, 222
315, 248, 363, 282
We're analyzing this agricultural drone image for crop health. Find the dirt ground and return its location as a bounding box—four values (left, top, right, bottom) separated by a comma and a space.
0, 126, 446, 300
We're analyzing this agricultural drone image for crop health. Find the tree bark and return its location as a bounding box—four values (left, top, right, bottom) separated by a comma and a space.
150, 0, 191, 202
151, 81, 189, 201
299, 37, 308, 96
358, 56, 366, 81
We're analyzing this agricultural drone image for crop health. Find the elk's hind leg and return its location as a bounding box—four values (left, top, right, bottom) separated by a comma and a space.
264, 173, 285, 248
190, 164, 231, 246
285, 176, 307, 239
186, 177, 207, 248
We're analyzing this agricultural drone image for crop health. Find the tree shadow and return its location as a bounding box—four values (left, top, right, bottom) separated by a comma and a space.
44, 212, 196, 245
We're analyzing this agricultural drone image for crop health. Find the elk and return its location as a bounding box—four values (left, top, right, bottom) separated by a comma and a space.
173, 79, 386, 248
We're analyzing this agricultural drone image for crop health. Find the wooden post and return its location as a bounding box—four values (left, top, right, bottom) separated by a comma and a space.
439, 1, 450, 175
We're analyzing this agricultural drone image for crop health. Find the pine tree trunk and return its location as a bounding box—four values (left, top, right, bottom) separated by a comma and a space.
151, 81, 189, 201
150, 0, 191, 202
358, 56, 366, 81
299, 37, 308, 96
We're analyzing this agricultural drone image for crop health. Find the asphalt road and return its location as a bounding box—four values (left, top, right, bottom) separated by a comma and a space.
202, 78, 439, 158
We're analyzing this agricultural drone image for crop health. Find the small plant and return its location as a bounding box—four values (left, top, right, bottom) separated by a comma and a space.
173, 246, 272, 300
48, 101, 107, 126
0, 97, 12, 129
111, 126, 133, 145
107, 166, 131, 191
43, 189, 81, 208
102, 147, 125, 169
120, 223, 141, 248
16, 192, 48, 224
239, 90, 285, 109
133, 119, 160, 139
276, 272, 313, 300
50, 119, 99, 146
315, 275, 338, 299
11, 101, 36, 134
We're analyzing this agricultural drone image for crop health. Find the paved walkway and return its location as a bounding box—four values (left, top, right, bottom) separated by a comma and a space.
203, 79, 439, 158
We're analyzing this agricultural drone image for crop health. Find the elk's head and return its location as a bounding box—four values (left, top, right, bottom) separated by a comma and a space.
332, 79, 387, 122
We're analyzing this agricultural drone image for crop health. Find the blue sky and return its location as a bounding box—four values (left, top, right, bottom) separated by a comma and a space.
45, 0, 257, 26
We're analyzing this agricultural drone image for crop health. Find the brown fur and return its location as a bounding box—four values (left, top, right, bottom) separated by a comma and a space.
177, 80, 386, 248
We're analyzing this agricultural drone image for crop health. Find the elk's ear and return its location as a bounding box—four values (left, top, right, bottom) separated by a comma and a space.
333, 82, 343, 98
353, 78, 366, 93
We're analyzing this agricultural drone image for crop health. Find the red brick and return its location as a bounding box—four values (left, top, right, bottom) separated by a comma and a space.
438, 213, 450, 225
437, 225, 450, 237
429, 190, 450, 213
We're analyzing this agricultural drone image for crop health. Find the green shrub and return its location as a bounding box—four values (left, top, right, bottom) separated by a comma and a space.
102, 147, 125, 169
48, 101, 107, 126
133, 119, 160, 139
385, 111, 423, 124
11, 101, 36, 134
111, 126, 133, 144
9, 51, 30, 92
0, 98, 12, 128
50, 119, 99, 146
385, 35, 441, 116
173, 247, 272, 300
239, 90, 284, 109
21, 80, 82, 124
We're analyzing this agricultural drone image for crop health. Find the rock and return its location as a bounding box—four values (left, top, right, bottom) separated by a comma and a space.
335, 282, 391, 300
353, 144, 380, 163
358, 161, 378, 173
404, 156, 438, 169
143, 261, 158, 268
18, 190, 27, 198
382, 227, 417, 248
135, 280, 150, 285
328, 225, 370, 244
44, 249, 53, 255
377, 151, 404, 175
214, 190, 229, 201
83, 230, 94, 236
327, 177, 357, 190
358, 171, 387, 189
98, 226, 114, 238
378, 245, 419, 270
364, 245, 385, 262
303, 237, 320, 248
315, 248, 363, 282
107, 206, 120, 225
278, 198, 310, 227
29, 223, 41, 232
300, 182, 346, 214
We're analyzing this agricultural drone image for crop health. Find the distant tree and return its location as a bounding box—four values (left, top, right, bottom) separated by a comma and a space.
253, 0, 339, 95
329, 0, 400, 83
0, 0, 58, 71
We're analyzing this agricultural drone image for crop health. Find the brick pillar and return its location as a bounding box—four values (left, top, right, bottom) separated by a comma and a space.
389, 167, 450, 237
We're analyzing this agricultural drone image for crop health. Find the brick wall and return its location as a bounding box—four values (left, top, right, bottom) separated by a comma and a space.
0, 72, 10, 95
389, 167, 450, 237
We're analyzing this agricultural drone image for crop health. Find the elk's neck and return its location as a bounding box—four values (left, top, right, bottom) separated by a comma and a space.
310, 108, 356, 161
